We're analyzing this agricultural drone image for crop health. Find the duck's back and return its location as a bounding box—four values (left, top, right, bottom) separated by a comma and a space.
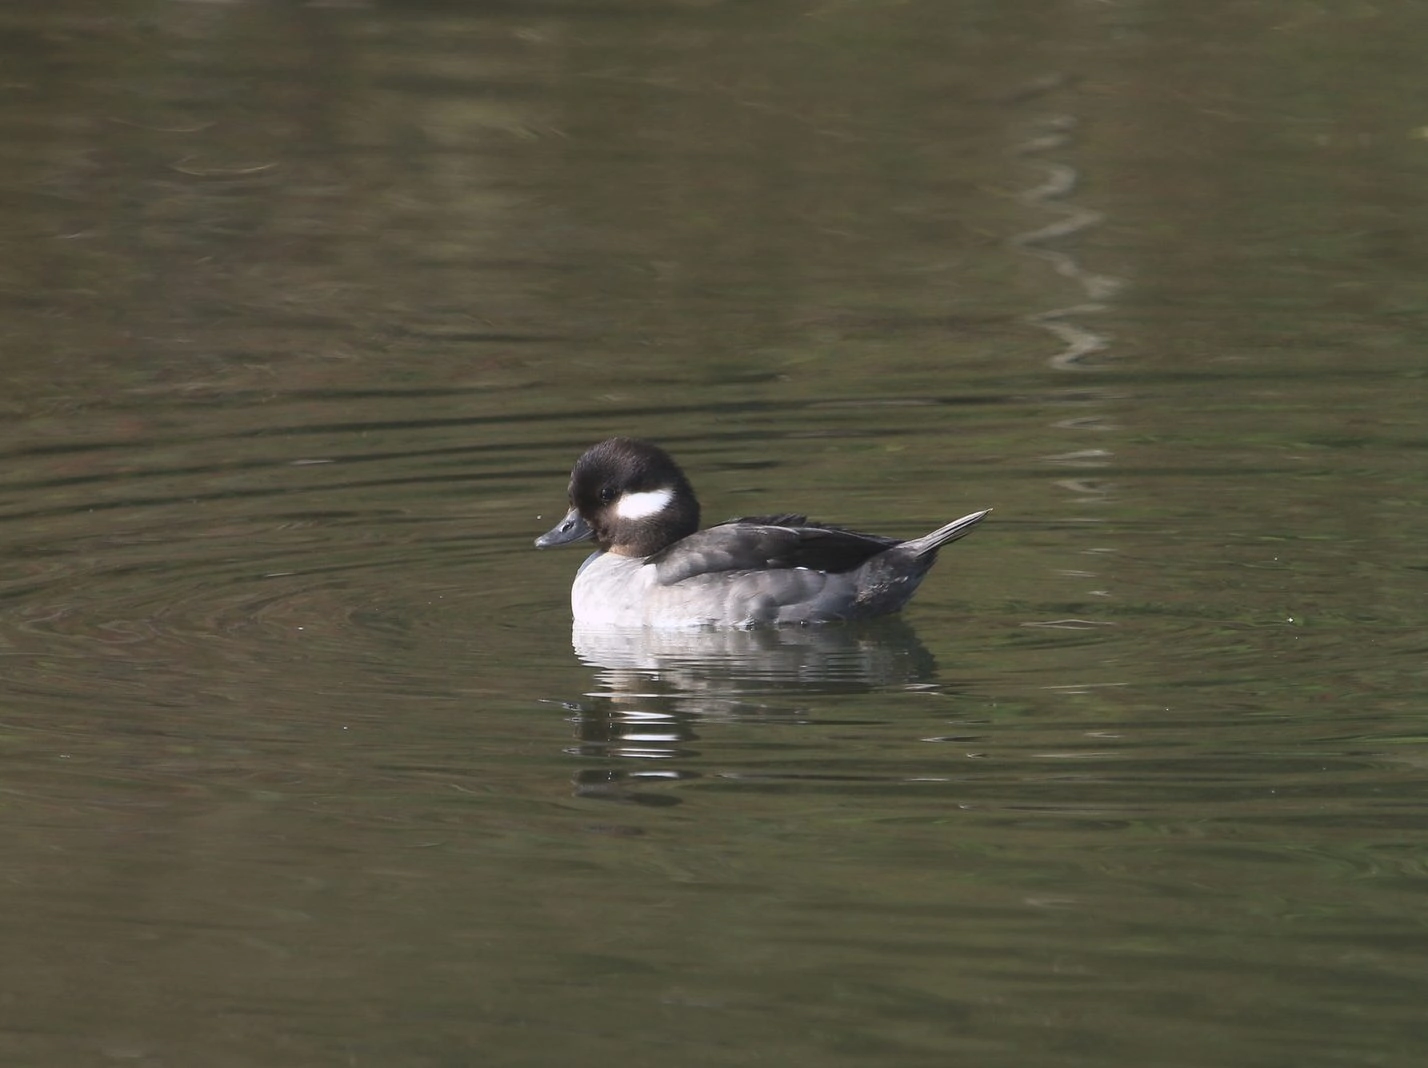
571, 519, 937, 628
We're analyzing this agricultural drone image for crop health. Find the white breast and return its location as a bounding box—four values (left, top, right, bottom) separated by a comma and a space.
571, 553, 664, 626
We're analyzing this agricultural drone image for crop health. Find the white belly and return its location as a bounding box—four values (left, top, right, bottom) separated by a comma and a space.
568, 550, 857, 629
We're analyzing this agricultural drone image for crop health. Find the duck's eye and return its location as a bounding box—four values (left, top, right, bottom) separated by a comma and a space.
599, 486, 616, 504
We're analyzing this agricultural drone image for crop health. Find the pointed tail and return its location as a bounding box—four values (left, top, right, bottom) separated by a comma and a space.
902, 509, 991, 557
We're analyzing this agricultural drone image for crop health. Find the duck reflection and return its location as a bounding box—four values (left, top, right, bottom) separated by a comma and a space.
561, 619, 940, 804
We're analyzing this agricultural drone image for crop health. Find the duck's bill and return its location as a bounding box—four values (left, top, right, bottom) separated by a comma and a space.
535, 508, 593, 548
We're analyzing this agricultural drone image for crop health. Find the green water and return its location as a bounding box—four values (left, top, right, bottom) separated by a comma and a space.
1, 2, 1425, 1065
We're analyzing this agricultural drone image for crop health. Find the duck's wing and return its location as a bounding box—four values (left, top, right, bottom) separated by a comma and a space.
649, 519, 900, 586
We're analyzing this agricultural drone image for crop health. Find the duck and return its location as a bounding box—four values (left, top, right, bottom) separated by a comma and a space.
535, 437, 989, 628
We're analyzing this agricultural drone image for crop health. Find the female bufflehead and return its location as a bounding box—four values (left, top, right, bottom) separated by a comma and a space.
535, 437, 989, 628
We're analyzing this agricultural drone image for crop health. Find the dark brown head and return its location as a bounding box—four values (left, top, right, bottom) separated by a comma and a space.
535, 438, 700, 557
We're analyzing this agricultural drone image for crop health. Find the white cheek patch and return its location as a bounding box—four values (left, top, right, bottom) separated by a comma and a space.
615, 486, 674, 521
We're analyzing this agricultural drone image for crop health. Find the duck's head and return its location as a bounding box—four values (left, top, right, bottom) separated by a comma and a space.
535, 437, 700, 557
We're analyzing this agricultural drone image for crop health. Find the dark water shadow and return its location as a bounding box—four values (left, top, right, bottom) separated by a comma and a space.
554, 618, 958, 805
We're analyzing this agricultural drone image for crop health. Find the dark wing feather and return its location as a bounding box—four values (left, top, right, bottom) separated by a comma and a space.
650, 520, 900, 585
724, 513, 809, 526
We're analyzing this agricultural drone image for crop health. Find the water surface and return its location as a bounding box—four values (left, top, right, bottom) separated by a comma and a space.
2, 2, 1426, 1066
